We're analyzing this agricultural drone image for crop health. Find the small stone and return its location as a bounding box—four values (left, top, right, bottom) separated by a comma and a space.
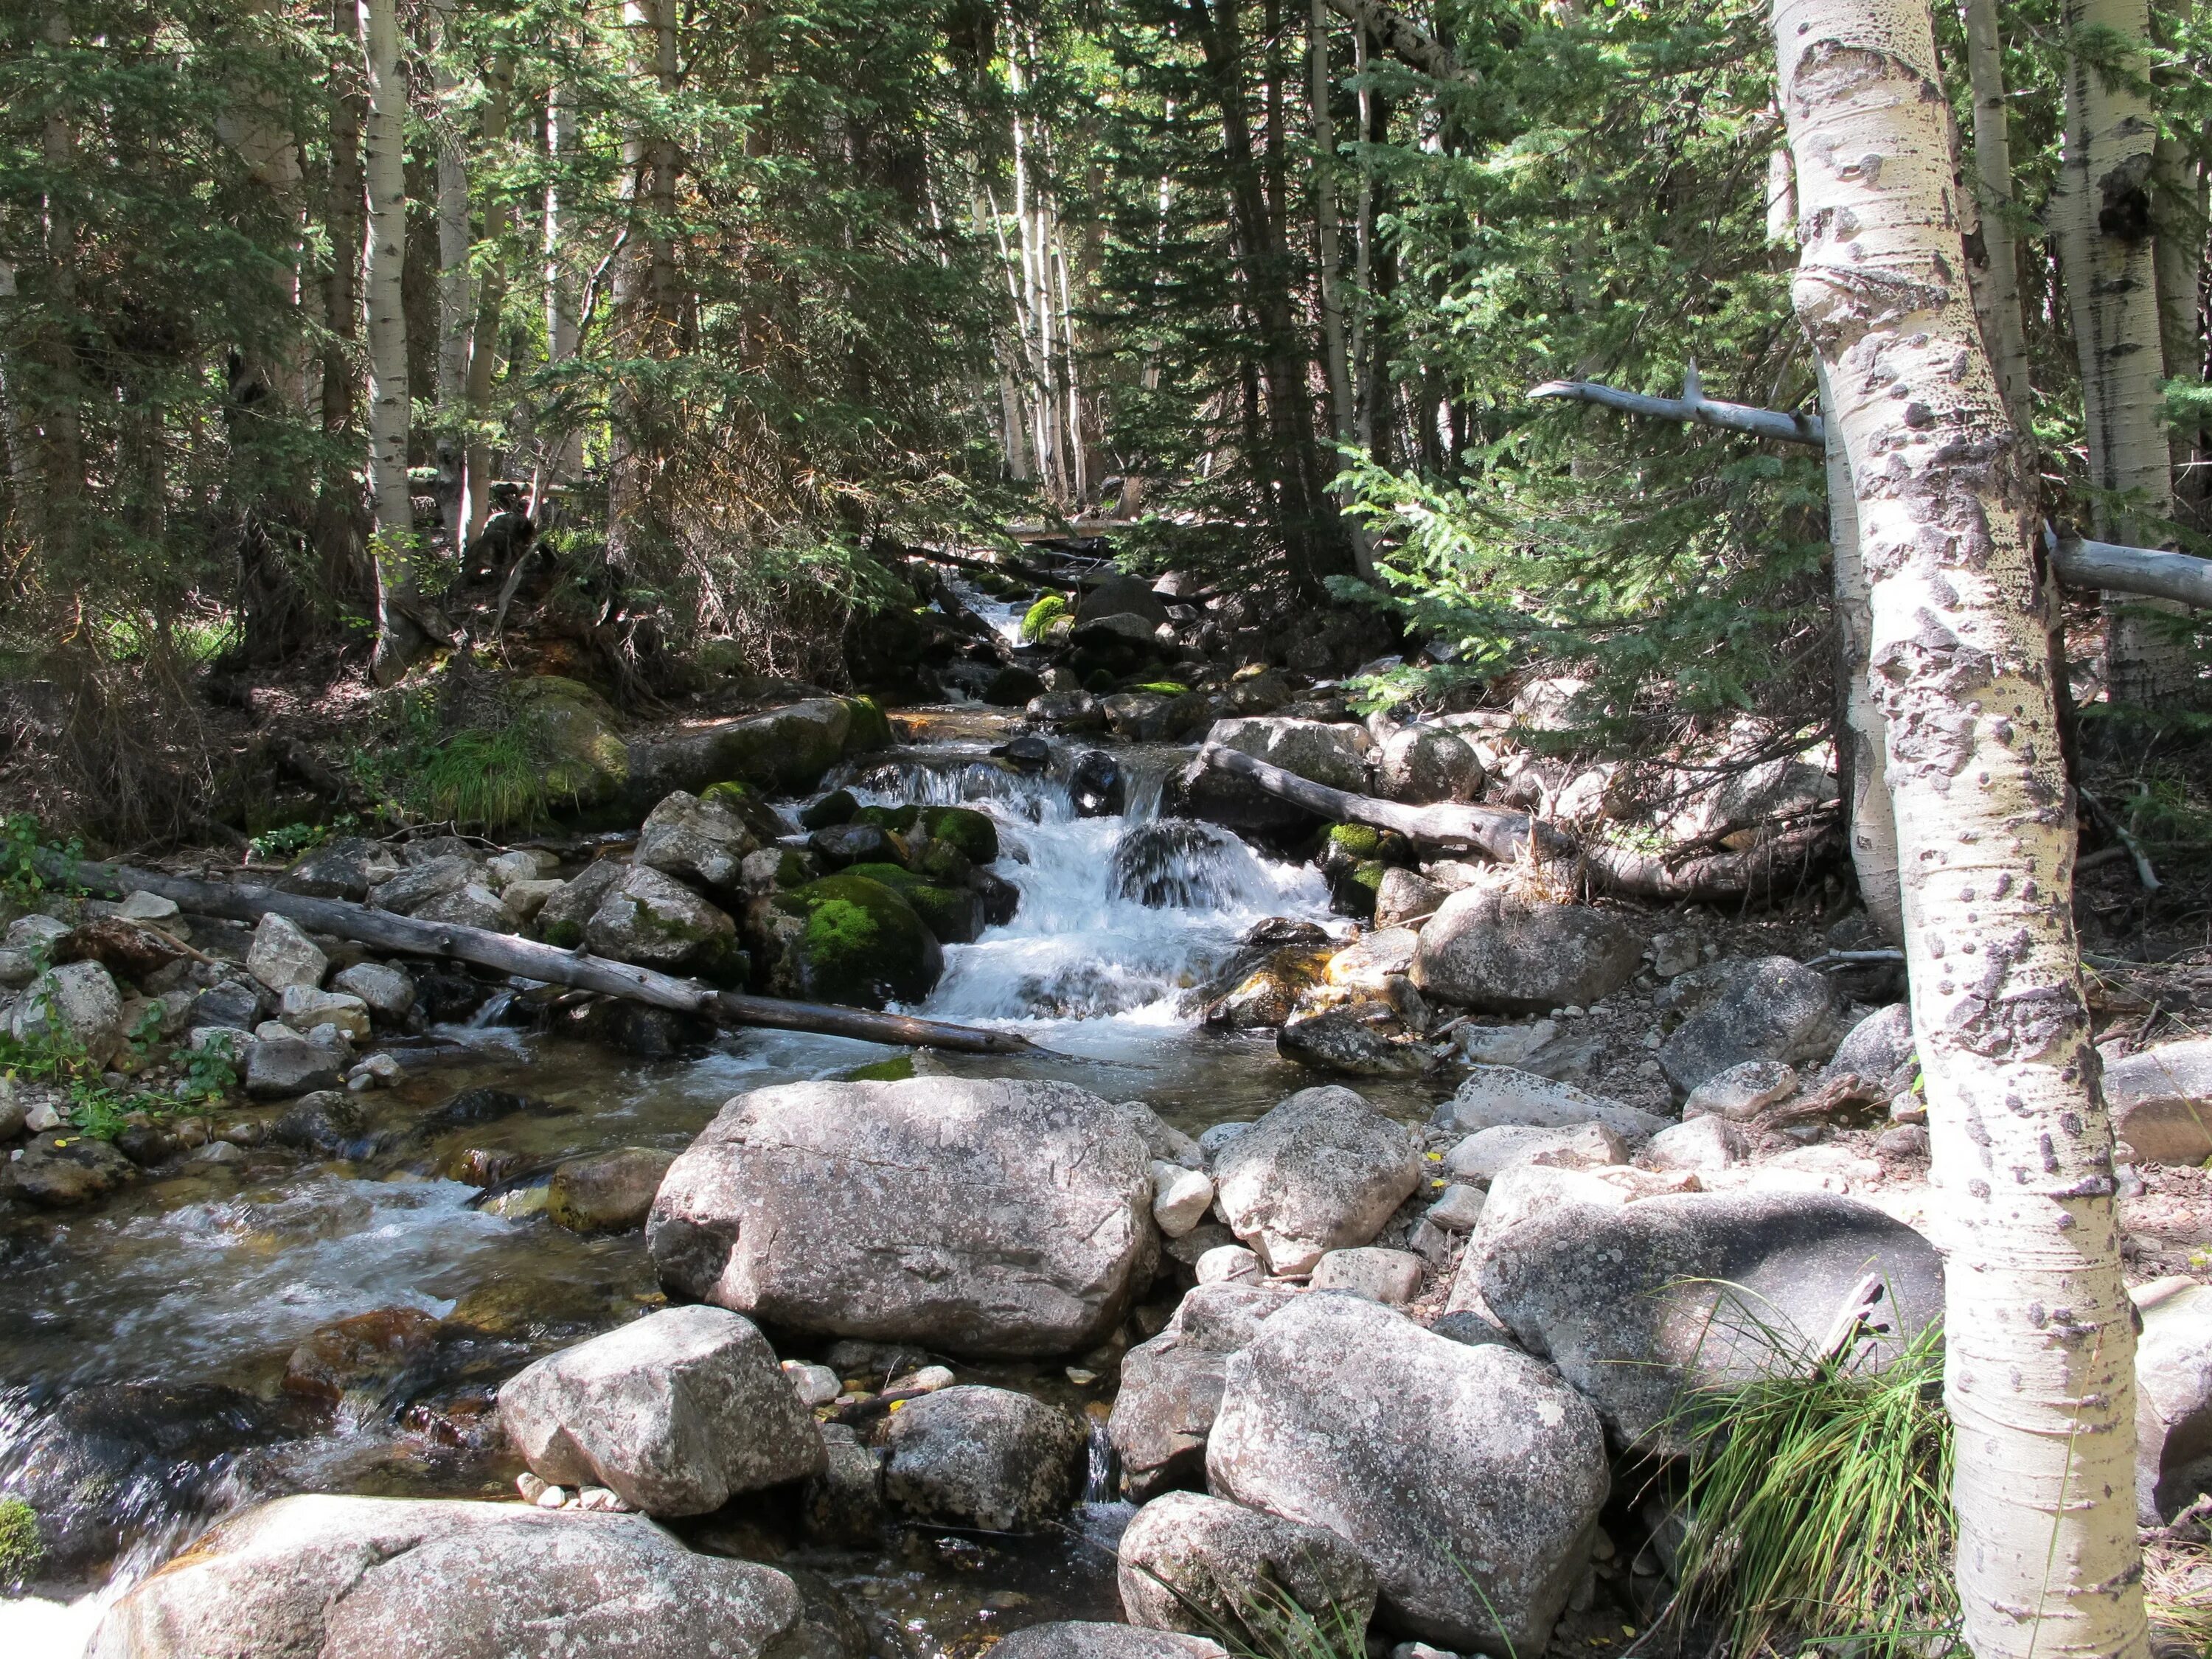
891, 1365, 956, 1394
1683, 1060, 1798, 1121
196, 1141, 246, 1164
246, 912, 327, 993
1875, 1124, 1930, 1159
516, 1472, 547, 1503
26, 1102, 63, 1133
279, 985, 372, 1041
571, 1486, 633, 1512
535, 1484, 568, 1509
1152, 1162, 1217, 1237
1424, 1183, 1487, 1231
1308, 1247, 1425, 1304
1065, 1368, 1099, 1386
1195, 1245, 1262, 1285
330, 962, 417, 1023
116, 890, 182, 923
783, 1360, 843, 1407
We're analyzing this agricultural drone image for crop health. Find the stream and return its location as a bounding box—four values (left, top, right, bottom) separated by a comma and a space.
0, 713, 1449, 1655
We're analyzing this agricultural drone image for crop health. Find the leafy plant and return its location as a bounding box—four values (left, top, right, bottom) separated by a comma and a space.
249, 816, 354, 863
0, 814, 83, 902
0, 1496, 41, 1588
1124, 1559, 1369, 1659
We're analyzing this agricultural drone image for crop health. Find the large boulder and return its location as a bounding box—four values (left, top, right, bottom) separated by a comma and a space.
648, 1078, 1158, 1357
761, 873, 945, 1008
1205, 718, 1374, 793
1471, 1168, 1944, 1450
636, 790, 760, 896
1436, 1066, 1672, 1142
993, 1626, 1223, 1659
1207, 1293, 1608, 1654
1410, 888, 1640, 1014
246, 912, 326, 993
8, 1130, 136, 1207
244, 1031, 348, 1099
549, 1147, 678, 1235
2104, 1038, 2212, 1165
1655, 956, 1843, 1094
7, 959, 125, 1062
1077, 574, 1172, 627
1107, 1283, 1298, 1500
1118, 1491, 1377, 1635
1374, 726, 1484, 805
883, 1385, 1085, 1531
1211, 1087, 1423, 1276
510, 676, 630, 808
368, 855, 476, 916
2135, 1276, 2212, 1523
88, 1495, 812, 1659
585, 865, 745, 980
533, 858, 628, 948
281, 836, 401, 902
499, 1306, 824, 1516
627, 697, 881, 800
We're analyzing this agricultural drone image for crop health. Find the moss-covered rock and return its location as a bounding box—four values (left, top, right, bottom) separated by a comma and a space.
771, 873, 945, 1008
838, 1055, 917, 1082
914, 837, 974, 886
1329, 859, 1388, 919
921, 805, 998, 865
799, 788, 859, 831
510, 677, 629, 808
854, 803, 921, 835
585, 866, 748, 983
841, 695, 894, 754
1021, 594, 1068, 643
843, 863, 985, 945
0, 1495, 42, 1590
699, 779, 788, 844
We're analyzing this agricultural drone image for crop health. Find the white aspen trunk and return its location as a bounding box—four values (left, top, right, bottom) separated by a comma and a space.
1774, 6, 2148, 1658
1051, 211, 1088, 504
1307, 0, 1375, 579
2148, 53, 2205, 532
0, 260, 33, 509
2055, 0, 2189, 706
459, 52, 514, 551
975, 186, 1034, 480
431, 0, 472, 552
543, 83, 582, 479
1958, 0, 2031, 425
359, 0, 422, 684
1349, 26, 1377, 456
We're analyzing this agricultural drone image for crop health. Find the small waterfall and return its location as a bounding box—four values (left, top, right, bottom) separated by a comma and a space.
1082, 1416, 1118, 1504
465, 989, 519, 1029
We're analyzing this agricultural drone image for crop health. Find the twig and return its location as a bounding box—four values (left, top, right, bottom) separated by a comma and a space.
1801, 948, 1905, 970
2079, 789, 2161, 892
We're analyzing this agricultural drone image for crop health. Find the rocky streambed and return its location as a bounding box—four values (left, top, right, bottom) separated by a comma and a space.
1, 700, 2209, 1659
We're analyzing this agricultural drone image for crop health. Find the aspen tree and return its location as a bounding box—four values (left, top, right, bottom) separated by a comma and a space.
1771, 1, 2148, 1655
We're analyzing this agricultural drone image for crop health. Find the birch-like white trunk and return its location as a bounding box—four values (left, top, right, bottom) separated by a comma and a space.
431, 0, 472, 552
1772, 5, 2147, 1658
2055, 0, 2189, 706
358, 0, 421, 684
459, 52, 514, 551
1958, 0, 2031, 424
543, 83, 582, 481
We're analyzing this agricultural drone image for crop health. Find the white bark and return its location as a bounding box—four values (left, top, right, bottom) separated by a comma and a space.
1958, 0, 2031, 425
2056, 0, 2189, 705
358, 0, 420, 684
431, 0, 473, 551
459, 52, 515, 551
1774, 4, 2147, 1658
543, 83, 582, 479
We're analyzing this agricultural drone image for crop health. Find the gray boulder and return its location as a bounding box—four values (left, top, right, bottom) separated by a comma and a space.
649, 1078, 1158, 1357
1211, 1086, 1424, 1276
1078, 574, 1172, 627
1437, 1065, 1672, 1142
1655, 956, 1843, 1094
1278, 1012, 1433, 1081
1472, 1174, 1944, 1451
414, 883, 518, 932
992, 1625, 1223, 1659
331, 961, 417, 1024
1207, 1293, 1608, 1654
244, 1031, 347, 1099
636, 790, 760, 895
586, 865, 743, 978
1108, 1283, 1299, 1499
88, 1494, 814, 1659
883, 1384, 1085, 1531
2135, 1276, 2212, 1522
2104, 1038, 2212, 1165
1444, 1121, 1625, 1180
1372, 868, 1447, 929
1409, 889, 1640, 1014
499, 1305, 823, 1516
1828, 1002, 1916, 1082
369, 855, 476, 916
1375, 726, 1484, 805
8, 959, 125, 1062
1206, 717, 1374, 793
534, 858, 628, 948
281, 836, 400, 901
246, 912, 327, 992
1119, 1490, 1377, 1635
1636, 1115, 1747, 1172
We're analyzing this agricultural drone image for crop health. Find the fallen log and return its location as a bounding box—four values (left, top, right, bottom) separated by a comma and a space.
888, 540, 1085, 593
1198, 743, 1576, 862
1579, 819, 1837, 902
49, 853, 1037, 1057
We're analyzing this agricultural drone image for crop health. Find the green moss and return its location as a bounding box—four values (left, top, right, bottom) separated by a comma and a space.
540, 918, 585, 948
841, 695, 894, 752
1020, 594, 1068, 643
914, 838, 973, 886
0, 1497, 41, 1587
844, 862, 979, 944
853, 803, 920, 833
1130, 681, 1191, 698
1350, 859, 1386, 894
785, 873, 942, 1007
840, 1055, 917, 1082
921, 805, 998, 864
799, 787, 859, 830
1328, 823, 1383, 860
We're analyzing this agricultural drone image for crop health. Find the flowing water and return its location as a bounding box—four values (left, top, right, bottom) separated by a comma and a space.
0, 715, 1448, 1654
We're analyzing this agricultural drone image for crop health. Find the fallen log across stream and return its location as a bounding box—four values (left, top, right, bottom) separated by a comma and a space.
48, 853, 1039, 1057
1197, 744, 1835, 900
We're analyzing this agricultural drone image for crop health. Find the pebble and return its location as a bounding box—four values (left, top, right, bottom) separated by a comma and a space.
571, 1486, 633, 1512
26, 1102, 63, 1133
196, 1141, 245, 1165
517, 1472, 548, 1503
1065, 1368, 1099, 1386
1423, 1183, 1487, 1231
534, 1484, 568, 1509
1151, 1161, 1217, 1237
890, 1365, 956, 1394
1194, 1245, 1262, 1285
782, 1360, 843, 1407
1875, 1124, 1930, 1159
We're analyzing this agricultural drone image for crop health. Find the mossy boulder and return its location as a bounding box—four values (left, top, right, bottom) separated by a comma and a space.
0, 1495, 41, 1590
844, 863, 986, 945
698, 779, 788, 844
800, 789, 860, 832
585, 866, 748, 983
1319, 821, 1412, 879
854, 803, 921, 835
1021, 594, 1068, 643
914, 838, 974, 886
1329, 860, 1388, 919
841, 695, 894, 754
510, 677, 629, 808
838, 1056, 917, 1082
771, 873, 945, 1008
921, 806, 998, 866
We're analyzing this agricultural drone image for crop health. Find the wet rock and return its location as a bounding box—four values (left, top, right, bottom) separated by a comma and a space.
1208, 1292, 1608, 1654
243, 1032, 347, 1099
330, 961, 416, 1024
984, 665, 1047, 707
799, 789, 860, 832
1471, 1172, 1944, 1451
1213, 1087, 1423, 1276
281, 836, 400, 901
762, 874, 943, 1009
2103, 1038, 2212, 1165
842, 862, 984, 946
7, 960, 125, 1062
1278, 1011, 1433, 1080
282, 1306, 440, 1407
532, 858, 628, 949
1027, 690, 1105, 731
500, 1306, 824, 1516
883, 1384, 1085, 1531
1683, 1059, 1798, 1121
1375, 726, 1484, 805
1111, 821, 1247, 910
0, 1382, 288, 1579
87, 1493, 812, 1659
808, 821, 898, 869
996, 1626, 1224, 1659
270, 1089, 370, 1155
1102, 691, 1176, 741
636, 790, 760, 896
246, 913, 327, 993
585, 865, 744, 980
278, 985, 371, 1042
970, 867, 1020, 928
416, 1086, 542, 1134
1071, 750, 1126, 816
1655, 956, 1843, 1096
2133, 1276, 2212, 1522
1307, 1247, 1424, 1304
804, 1425, 889, 1545
569, 1000, 717, 1060
7, 1132, 135, 1208
921, 806, 1001, 866
1324, 928, 1419, 994
1119, 1489, 1377, 1635
1636, 1115, 1746, 1173
548, 1147, 677, 1234
1001, 733, 1054, 769
1373, 869, 1447, 929
1410, 889, 1639, 1015
1436, 1066, 1671, 1142
411, 970, 495, 1023
1203, 945, 1333, 1031
650, 1077, 1158, 1357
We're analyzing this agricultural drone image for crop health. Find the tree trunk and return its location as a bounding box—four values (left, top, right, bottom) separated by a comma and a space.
460, 52, 515, 552
35, 5, 84, 571
1307, 0, 1375, 579
359, 0, 426, 685
316, 45, 369, 599
1773, 3, 2146, 1656
2149, 11, 2208, 539
431, 0, 473, 554
2056, 0, 2189, 707
1958, 0, 2031, 424
543, 81, 584, 481
606, 0, 681, 575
